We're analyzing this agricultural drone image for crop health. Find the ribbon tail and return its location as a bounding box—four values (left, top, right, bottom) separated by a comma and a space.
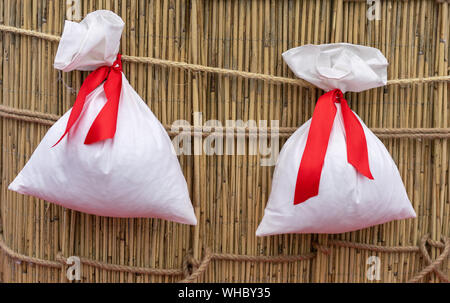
84, 69, 122, 145
53, 67, 109, 147
294, 90, 337, 205
340, 98, 373, 180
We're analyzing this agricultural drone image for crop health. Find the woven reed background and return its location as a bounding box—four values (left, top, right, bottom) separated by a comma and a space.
0, 0, 449, 282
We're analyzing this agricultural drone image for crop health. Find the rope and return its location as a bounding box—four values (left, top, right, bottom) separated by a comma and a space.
0, 234, 184, 276
1, 105, 449, 139
1, 25, 449, 87
181, 236, 449, 283
55, 254, 184, 276
0, 233, 447, 282
0, 24, 61, 42
410, 235, 449, 283
328, 239, 420, 253
0, 234, 62, 268
180, 248, 214, 283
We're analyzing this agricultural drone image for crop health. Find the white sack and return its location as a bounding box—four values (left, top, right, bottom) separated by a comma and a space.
256, 43, 415, 236
9, 10, 197, 225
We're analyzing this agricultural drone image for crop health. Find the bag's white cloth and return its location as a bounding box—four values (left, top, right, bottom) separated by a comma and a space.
9, 10, 197, 225
256, 43, 416, 236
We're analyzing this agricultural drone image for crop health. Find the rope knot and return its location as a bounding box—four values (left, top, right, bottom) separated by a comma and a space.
182, 250, 200, 278
312, 242, 332, 255
180, 248, 213, 283
408, 234, 450, 283
55, 252, 67, 265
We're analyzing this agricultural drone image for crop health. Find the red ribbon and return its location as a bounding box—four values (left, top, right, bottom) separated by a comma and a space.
294, 89, 373, 205
54, 54, 123, 146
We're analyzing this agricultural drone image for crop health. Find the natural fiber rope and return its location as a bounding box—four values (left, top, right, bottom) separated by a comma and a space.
55, 254, 185, 276
327, 239, 421, 252
1, 25, 449, 87
1, 233, 447, 282
1, 105, 449, 139
0, 234, 184, 276
0, 234, 62, 268
181, 236, 449, 283
0, 24, 62, 42
0, 233, 315, 280
412, 235, 449, 282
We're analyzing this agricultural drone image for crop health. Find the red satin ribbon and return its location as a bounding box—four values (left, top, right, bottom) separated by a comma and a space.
294, 89, 373, 205
53, 54, 123, 146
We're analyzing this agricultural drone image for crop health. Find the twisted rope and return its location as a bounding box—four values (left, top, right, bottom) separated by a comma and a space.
409, 235, 449, 283
1, 233, 447, 282
327, 239, 421, 253
0, 234, 184, 276
0, 24, 61, 42
55, 254, 185, 276
1, 25, 449, 87
0, 235, 62, 268
181, 235, 449, 283
180, 248, 318, 282
1, 105, 449, 139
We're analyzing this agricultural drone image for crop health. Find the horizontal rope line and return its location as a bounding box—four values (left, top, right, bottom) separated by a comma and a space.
328, 239, 420, 252
181, 235, 449, 283
212, 251, 316, 263
0, 234, 184, 276
1, 25, 449, 87
1, 105, 449, 139
1, 233, 448, 283
57, 255, 185, 276
0, 234, 315, 276
0, 234, 62, 268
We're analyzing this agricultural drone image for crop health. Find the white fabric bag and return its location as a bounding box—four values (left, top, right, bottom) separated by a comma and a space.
9, 10, 197, 225
256, 43, 416, 236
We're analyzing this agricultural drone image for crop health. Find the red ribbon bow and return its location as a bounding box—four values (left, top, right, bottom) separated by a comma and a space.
54, 54, 123, 146
294, 89, 373, 205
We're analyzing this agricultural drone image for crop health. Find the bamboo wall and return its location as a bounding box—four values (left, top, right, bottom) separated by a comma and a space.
0, 0, 449, 282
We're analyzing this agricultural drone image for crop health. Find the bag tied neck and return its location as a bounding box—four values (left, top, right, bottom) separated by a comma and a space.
294, 89, 373, 205
54, 54, 123, 146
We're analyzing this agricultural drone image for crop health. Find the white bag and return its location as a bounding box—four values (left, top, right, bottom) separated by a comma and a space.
9, 10, 197, 225
256, 43, 416, 236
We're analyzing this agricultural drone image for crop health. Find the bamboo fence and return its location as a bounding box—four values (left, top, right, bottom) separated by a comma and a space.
0, 0, 449, 283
